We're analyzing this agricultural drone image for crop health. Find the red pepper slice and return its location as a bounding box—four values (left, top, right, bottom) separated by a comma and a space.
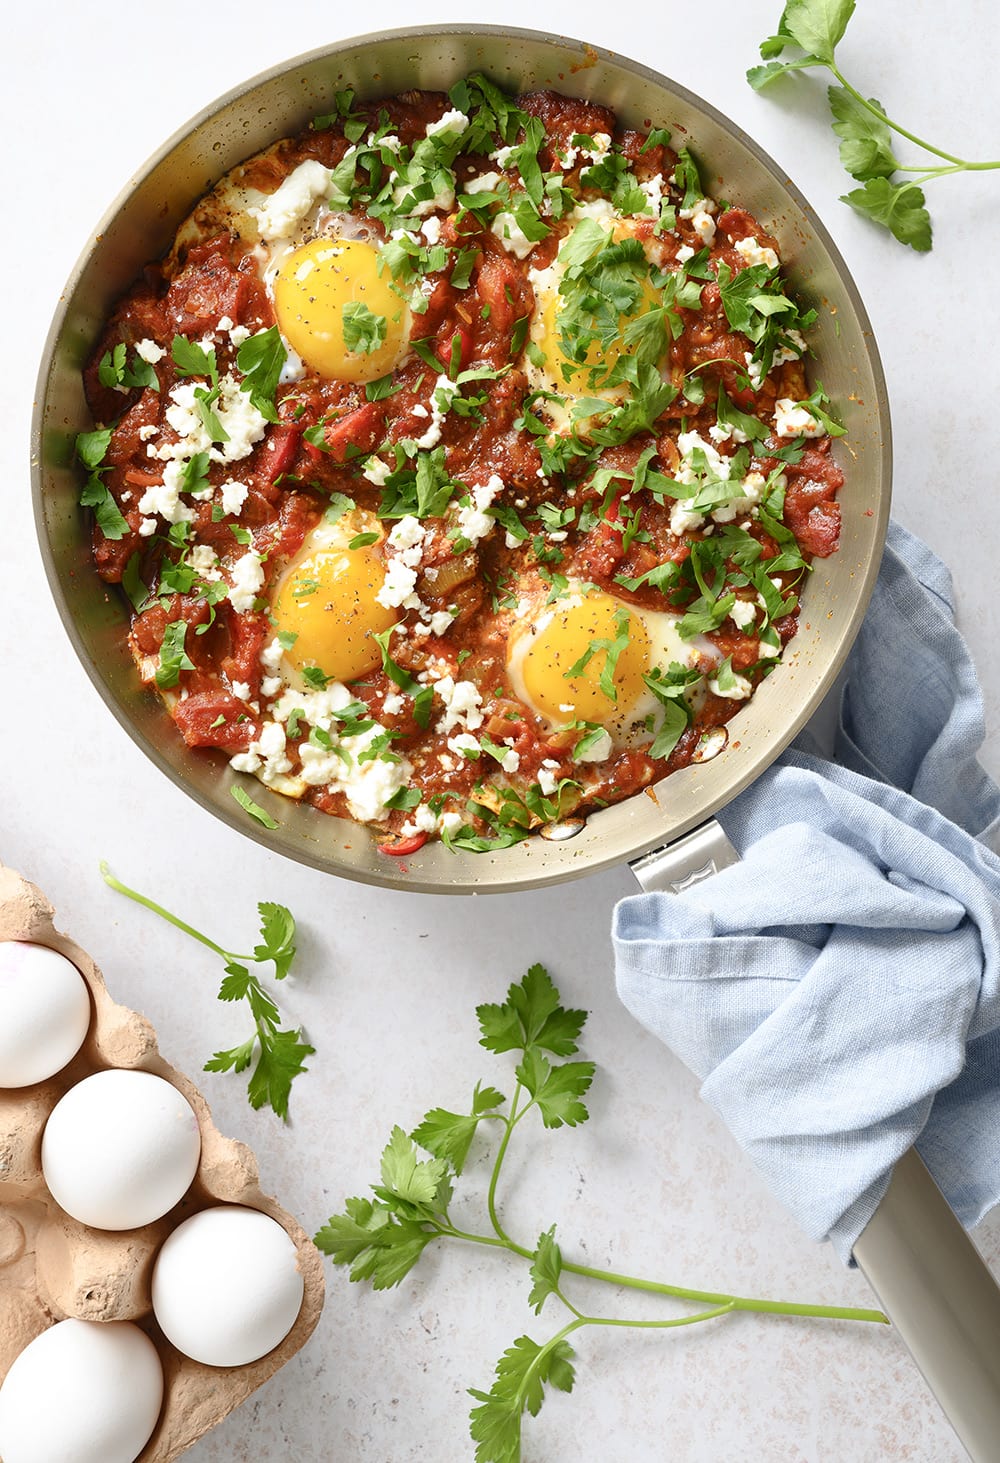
434, 323, 473, 375
377, 831, 429, 857
265, 424, 301, 483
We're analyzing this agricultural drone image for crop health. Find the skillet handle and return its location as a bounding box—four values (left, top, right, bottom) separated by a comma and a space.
853, 1150, 1000, 1463
629, 817, 1000, 1460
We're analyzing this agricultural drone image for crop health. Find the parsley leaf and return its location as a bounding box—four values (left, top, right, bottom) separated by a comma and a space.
154, 619, 194, 688
237, 327, 286, 420
828, 86, 898, 180
230, 784, 280, 829
411, 1083, 506, 1175
527, 1226, 563, 1315
100, 863, 312, 1120
841, 177, 932, 251
477, 963, 586, 1059
469, 1336, 576, 1462
342, 301, 389, 354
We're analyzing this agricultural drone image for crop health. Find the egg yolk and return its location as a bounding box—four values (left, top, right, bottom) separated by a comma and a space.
273, 237, 409, 383
516, 591, 652, 725
535, 265, 663, 396
272, 541, 398, 685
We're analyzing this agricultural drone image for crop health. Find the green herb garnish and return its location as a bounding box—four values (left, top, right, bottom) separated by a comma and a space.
748, 0, 1000, 250
316, 965, 887, 1461
99, 863, 312, 1120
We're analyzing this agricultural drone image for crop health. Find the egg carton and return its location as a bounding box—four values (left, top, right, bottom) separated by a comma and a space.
0, 862, 325, 1460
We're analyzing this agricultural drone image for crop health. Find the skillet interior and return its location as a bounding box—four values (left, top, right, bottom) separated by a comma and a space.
32, 25, 891, 893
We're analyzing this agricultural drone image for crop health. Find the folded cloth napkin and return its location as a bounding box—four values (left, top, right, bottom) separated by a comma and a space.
612, 521, 1000, 1261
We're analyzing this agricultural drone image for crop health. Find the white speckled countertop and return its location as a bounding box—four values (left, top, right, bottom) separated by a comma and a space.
4, 1, 999, 1458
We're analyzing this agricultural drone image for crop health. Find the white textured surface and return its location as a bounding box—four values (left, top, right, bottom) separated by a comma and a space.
3, 2, 1000, 1459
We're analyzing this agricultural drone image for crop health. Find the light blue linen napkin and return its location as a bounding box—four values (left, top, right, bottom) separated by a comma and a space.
612, 522, 1000, 1261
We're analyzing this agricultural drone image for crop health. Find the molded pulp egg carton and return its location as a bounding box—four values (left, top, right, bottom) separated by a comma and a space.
0, 863, 325, 1459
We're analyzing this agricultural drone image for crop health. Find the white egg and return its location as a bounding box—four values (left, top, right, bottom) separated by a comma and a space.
0, 1319, 163, 1463
151, 1205, 304, 1367
41, 1069, 201, 1230
0, 941, 91, 1087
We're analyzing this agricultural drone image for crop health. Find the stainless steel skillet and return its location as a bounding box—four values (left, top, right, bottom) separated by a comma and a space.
31, 26, 1000, 1455
32, 24, 887, 894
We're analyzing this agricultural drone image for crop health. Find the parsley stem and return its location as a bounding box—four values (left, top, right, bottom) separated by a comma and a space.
444, 1224, 886, 1324
579, 1302, 736, 1330
487, 1085, 525, 1248
100, 861, 250, 963
827, 63, 999, 170
100, 862, 232, 960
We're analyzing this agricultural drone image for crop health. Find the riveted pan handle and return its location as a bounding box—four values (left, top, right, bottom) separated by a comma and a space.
630, 818, 1000, 1461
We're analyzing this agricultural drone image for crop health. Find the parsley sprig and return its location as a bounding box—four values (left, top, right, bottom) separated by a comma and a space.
99, 862, 313, 1120
316, 965, 887, 1462
749, 0, 1000, 250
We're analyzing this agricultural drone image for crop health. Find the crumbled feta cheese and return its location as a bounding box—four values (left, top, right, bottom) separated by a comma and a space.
138, 518, 157, 537
261, 676, 283, 699
138, 425, 158, 442
228, 550, 265, 613
676, 430, 732, 483
426, 108, 468, 139
440, 810, 463, 835
670, 501, 706, 536
382, 692, 405, 716
774, 398, 825, 438
497, 745, 520, 774
409, 375, 459, 450
729, 598, 758, 630
536, 760, 562, 796
189, 544, 220, 578
640, 174, 665, 213
744, 352, 764, 391
675, 244, 695, 264
135, 338, 165, 365
679, 196, 717, 219
396, 182, 456, 218
434, 676, 485, 733
321, 727, 412, 822
230, 680, 251, 702
455, 474, 504, 546
236, 719, 292, 783
137, 460, 195, 526
709, 669, 753, 701
491, 212, 536, 259
575, 728, 613, 763
362, 456, 393, 487
449, 732, 481, 758
260, 637, 285, 673
734, 235, 779, 271
571, 197, 616, 224
377, 515, 427, 611
401, 803, 439, 838
156, 374, 267, 469
220, 479, 249, 517
228, 323, 252, 348
492, 145, 516, 168
465, 171, 501, 196
690, 208, 716, 245
249, 160, 333, 240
